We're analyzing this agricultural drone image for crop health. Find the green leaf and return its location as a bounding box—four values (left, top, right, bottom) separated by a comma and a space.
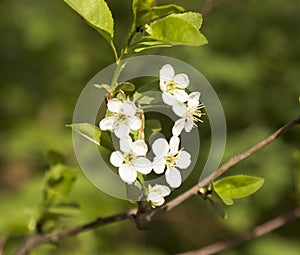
133, 92, 156, 104
115, 82, 135, 92
44, 164, 77, 199
134, 44, 172, 52
209, 197, 227, 219
47, 201, 80, 217
94, 83, 111, 92
64, 0, 114, 42
67, 123, 101, 146
132, 0, 184, 27
47, 150, 66, 167
213, 175, 265, 205
146, 13, 208, 46
170, 12, 203, 29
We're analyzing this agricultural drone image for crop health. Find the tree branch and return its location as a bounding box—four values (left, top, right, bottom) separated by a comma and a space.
15, 209, 137, 255
177, 206, 300, 255
140, 115, 300, 224
15, 115, 300, 254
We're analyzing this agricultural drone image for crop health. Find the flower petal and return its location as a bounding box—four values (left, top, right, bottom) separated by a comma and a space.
118, 163, 137, 183
169, 136, 180, 154
188, 92, 201, 107
174, 89, 189, 102
152, 138, 169, 156
174, 73, 189, 88
114, 123, 130, 138
119, 136, 132, 153
160, 64, 175, 80
132, 139, 148, 156
122, 101, 136, 116
184, 118, 194, 132
177, 151, 191, 169
134, 157, 152, 174
148, 191, 164, 207
162, 92, 178, 106
99, 116, 116, 130
172, 102, 186, 117
107, 99, 122, 113
153, 157, 166, 174
165, 168, 182, 188
128, 116, 142, 130
110, 151, 124, 167
172, 118, 185, 136
151, 184, 171, 197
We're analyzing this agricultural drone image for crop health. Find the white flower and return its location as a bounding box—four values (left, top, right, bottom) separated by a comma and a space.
152, 136, 191, 188
99, 98, 142, 138
172, 92, 204, 136
147, 184, 171, 207
159, 64, 190, 105
110, 136, 152, 184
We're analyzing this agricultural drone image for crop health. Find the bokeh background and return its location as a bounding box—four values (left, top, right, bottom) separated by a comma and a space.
1, 0, 300, 254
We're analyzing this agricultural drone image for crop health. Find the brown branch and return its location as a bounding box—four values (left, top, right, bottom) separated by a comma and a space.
139, 115, 300, 225
15, 209, 137, 255
177, 206, 300, 255
15, 115, 300, 254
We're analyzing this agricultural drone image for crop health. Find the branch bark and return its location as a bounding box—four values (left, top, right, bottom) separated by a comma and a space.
177, 206, 300, 255
15, 115, 300, 255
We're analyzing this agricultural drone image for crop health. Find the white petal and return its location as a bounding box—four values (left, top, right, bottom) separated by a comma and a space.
184, 118, 194, 132
188, 92, 201, 107
174, 89, 189, 102
128, 116, 142, 130
177, 151, 191, 169
159, 80, 167, 92
160, 64, 175, 80
99, 116, 116, 130
172, 119, 185, 136
119, 136, 132, 153
151, 184, 171, 196
174, 73, 189, 88
153, 157, 166, 174
132, 139, 148, 156
148, 191, 164, 207
118, 163, 137, 183
169, 136, 180, 154
165, 168, 182, 188
114, 123, 130, 138
107, 99, 122, 113
134, 157, 152, 174
110, 151, 124, 167
152, 138, 169, 156
162, 93, 178, 106
122, 101, 136, 116
172, 103, 186, 117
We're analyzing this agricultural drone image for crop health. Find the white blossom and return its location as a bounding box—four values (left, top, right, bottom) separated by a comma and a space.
110, 136, 152, 184
147, 184, 171, 207
99, 98, 142, 138
152, 136, 191, 188
159, 64, 190, 106
172, 92, 204, 136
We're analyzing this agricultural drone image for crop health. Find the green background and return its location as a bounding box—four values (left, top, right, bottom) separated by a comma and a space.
1, 0, 300, 254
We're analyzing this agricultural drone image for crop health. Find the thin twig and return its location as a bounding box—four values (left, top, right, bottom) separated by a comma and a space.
15, 115, 300, 254
177, 206, 300, 255
141, 115, 300, 224
15, 209, 137, 255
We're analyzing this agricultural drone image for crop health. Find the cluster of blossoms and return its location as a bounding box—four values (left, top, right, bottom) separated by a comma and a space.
99, 64, 204, 207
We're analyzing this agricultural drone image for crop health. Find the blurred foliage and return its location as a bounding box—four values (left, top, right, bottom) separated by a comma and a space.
0, 0, 300, 254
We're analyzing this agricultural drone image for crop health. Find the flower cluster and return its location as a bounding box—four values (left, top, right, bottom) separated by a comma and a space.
99, 64, 204, 207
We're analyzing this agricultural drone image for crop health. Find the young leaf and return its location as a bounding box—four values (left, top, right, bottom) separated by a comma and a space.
213, 175, 265, 205
114, 82, 135, 92
47, 150, 66, 167
132, 0, 184, 27
146, 14, 207, 46
67, 123, 101, 146
64, 0, 114, 42
170, 12, 203, 29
